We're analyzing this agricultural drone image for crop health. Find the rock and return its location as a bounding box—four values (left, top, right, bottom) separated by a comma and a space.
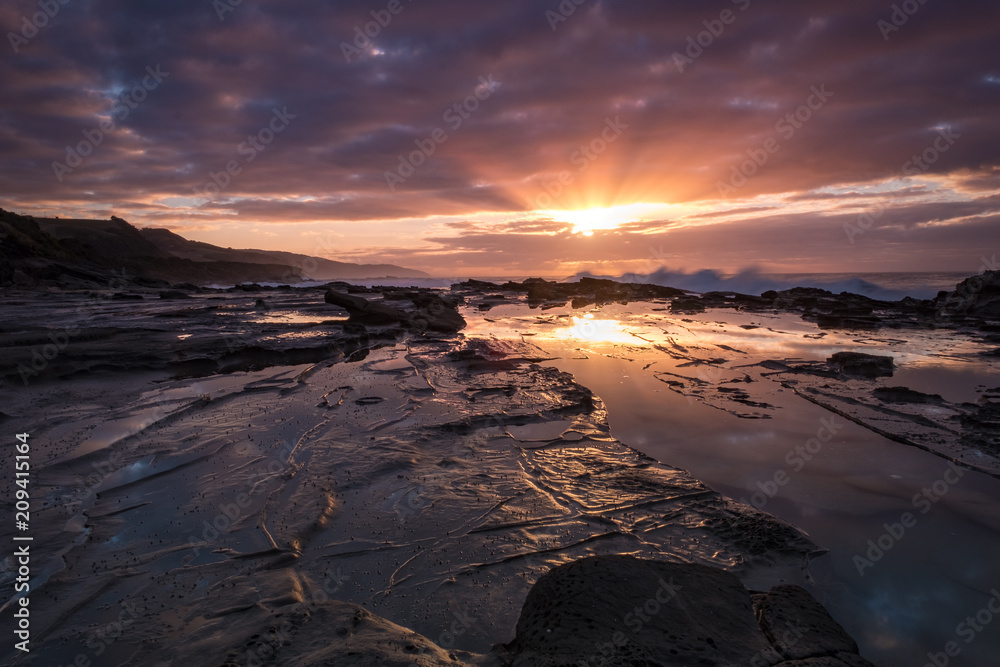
525, 278, 559, 303
159, 290, 193, 299
828, 352, 894, 378
872, 386, 944, 404
503, 555, 782, 666
815, 314, 882, 330
933, 271, 1000, 319
132, 276, 171, 288
217, 600, 478, 667
757, 584, 860, 660
325, 290, 404, 325
461, 277, 686, 309
11, 269, 34, 287
775, 656, 877, 666
453, 279, 498, 290
671, 297, 706, 314
501, 556, 874, 667
325, 290, 465, 333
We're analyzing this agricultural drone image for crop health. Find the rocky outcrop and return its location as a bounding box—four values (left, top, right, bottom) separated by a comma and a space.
453, 277, 688, 309
497, 555, 874, 667
872, 386, 944, 404
933, 270, 1000, 319
325, 289, 466, 333
828, 352, 895, 378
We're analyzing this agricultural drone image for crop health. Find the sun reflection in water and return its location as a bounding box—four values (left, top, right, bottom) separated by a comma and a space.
552, 314, 647, 345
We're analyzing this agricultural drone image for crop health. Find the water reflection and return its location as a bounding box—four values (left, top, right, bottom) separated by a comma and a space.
464, 300, 1000, 666
551, 314, 650, 345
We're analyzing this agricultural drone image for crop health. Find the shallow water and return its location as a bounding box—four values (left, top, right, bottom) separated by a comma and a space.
464, 302, 1000, 666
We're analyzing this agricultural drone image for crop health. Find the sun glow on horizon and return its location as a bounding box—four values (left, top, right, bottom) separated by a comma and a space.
542, 202, 673, 236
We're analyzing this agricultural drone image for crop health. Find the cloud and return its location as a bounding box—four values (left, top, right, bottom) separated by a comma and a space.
2, 0, 998, 274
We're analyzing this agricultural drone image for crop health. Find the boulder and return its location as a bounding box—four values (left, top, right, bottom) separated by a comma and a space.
324, 290, 465, 333
828, 352, 894, 378
933, 270, 1000, 319
499, 556, 875, 667
757, 584, 859, 660
872, 386, 944, 404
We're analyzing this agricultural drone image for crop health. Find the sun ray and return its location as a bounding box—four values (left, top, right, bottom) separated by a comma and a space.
540, 202, 673, 236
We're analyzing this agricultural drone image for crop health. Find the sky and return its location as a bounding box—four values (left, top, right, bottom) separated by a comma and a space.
2, 0, 999, 277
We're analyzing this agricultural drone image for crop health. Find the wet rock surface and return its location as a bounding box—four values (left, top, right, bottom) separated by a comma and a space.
2, 324, 823, 665
3, 272, 999, 664
499, 555, 874, 667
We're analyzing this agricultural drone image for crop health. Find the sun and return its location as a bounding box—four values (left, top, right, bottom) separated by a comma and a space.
541, 203, 666, 236
558, 207, 622, 236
